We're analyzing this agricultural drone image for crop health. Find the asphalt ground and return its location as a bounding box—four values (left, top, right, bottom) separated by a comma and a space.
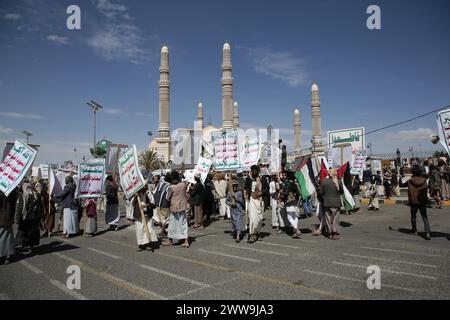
1, 203, 449, 300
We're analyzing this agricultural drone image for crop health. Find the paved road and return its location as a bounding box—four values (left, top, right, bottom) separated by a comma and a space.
1, 204, 449, 300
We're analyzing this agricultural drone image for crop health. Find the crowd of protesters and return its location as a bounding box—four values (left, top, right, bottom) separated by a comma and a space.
1, 157, 449, 265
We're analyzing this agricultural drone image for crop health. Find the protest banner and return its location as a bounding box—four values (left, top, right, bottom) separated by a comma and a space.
437, 109, 450, 155
118, 145, 146, 199
31, 166, 40, 177
0, 140, 37, 196
212, 129, 240, 171
193, 156, 212, 183
239, 133, 260, 170
350, 150, 367, 176
77, 158, 106, 199
39, 164, 49, 179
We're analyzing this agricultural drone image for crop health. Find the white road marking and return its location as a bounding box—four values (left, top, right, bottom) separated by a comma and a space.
256, 241, 303, 250
140, 264, 209, 288
343, 253, 437, 268
224, 244, 289, 256
304, 269, 417, 293
20, 260, 44, 274
197, 249, 261, 262
49, 279, 89, 300
87, 247, 121, 260
360, 246, 448, 258
332, 261, 437, 280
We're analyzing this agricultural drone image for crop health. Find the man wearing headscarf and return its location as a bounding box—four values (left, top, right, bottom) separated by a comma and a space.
244, 165, 264, 243
53, 176, 78, 238
0, 188, 19, 264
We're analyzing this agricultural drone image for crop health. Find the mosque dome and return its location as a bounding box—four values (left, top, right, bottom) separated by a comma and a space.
223, 42, 230, 50
311, 83, 319, 91
161, 46, 168, 53
294, 109, 300, 115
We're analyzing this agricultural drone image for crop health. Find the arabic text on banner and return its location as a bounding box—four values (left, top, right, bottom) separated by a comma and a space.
77, 158, 106, 198
437, 109, 450, 155
212, 129, 240, 171
239, 134, 260, 170
0, 140, 37, 197
350, 150, 367, 176
193, 157, 212, 184
118, 145, 146, 199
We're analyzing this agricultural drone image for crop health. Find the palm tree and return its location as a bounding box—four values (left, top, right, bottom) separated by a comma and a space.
138, 149, 164, 172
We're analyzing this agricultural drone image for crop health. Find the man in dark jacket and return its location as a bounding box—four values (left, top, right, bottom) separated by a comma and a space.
408, 166, 431, 240
320, 168, 344, 240
203, 174, 215, 221
105, 175, 120, 231
362, 165, 372, 198
0, 189, 18, 264
190, 174, 205, 230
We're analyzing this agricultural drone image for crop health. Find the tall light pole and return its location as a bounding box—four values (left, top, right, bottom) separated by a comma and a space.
409, 146, 414, 159
367, 143, 373, 157
87, 101, 103, 152
22, 131, 32, 144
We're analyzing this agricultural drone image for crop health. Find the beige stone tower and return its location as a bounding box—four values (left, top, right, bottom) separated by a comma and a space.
233, 101, 239, 128
221, 42, 234, 130
197, 102, 204, 130
311, 83, 324, 155
155, 45, 171, 161
294, 108, 301, 156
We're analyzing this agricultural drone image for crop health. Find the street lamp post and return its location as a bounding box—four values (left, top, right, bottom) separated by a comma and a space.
367, 143, 373, 157
22, 131, 32, 144
409, 147, 414, 159
87, 100, 103, 152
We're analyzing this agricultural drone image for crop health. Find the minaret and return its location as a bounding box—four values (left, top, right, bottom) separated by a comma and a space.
155, 45, 171, 161
294, 109, 301, 156
221, 42, 234, 130
197, 102, 204, 130
233, 101, 239, 128
311, 83, 324, 155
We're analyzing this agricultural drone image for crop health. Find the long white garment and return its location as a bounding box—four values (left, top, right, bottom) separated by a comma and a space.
219, 198, 227, 217
125, 198, 134, 220
134, 216, 158, 245
271, 197, 278, 227
63, 208, 79, 235
286, 205, 299, 229
248, 197, 263, 234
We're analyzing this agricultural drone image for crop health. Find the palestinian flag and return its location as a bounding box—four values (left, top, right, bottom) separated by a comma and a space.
320, 159, 329, 183
337, 161, 355, 211
294, 158, 317, 200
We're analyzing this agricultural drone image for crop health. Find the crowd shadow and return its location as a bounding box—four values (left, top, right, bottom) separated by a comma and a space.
13, 241, 79, 262
340, 221, 353, 228
390, 227, 450, 240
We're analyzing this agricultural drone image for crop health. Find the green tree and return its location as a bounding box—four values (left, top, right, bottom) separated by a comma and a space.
138, 149, 164, 172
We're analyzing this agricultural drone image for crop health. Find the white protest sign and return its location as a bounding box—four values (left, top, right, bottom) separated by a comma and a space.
118, 145, 146, 199
212, 129, 240, 171
351, 150, 367, 176
0, 140, 37, 196
193, 157, 212, 184
77, 158, 106, 198
39, 164, 49, 179
437, 109, 450, 155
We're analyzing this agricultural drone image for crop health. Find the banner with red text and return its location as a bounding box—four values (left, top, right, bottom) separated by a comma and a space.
118, 145, 146, 199
76, 158, 106, 199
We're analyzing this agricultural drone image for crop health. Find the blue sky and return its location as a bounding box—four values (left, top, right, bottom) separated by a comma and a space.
0, 0, 449, 164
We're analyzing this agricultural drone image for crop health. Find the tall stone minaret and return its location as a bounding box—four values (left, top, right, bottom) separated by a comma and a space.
233, 101, 239, 128
294, 109, 301, 156
221, 42, 234, 130
311, 83, 324, 155
156, 45, 171, 161
197, 102, 204, 129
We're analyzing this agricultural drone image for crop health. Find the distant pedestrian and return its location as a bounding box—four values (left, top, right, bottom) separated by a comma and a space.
428, 164, 442, 209
362, 165, 372, 198
408, 166, 431, 240
367, 183, 380, 211
269, 174, 284, 232
163, 171, 190, 248
53, 176, 78, 238
134, 187, 158, 251
245, 165, 263, 243
351, 175, 362, 213
374, 171, 383, 198
320, 168, 343, 240
226, 180, 245, 242
438, 159, 450, 200
190, 174, 205, 230
0, 188, 18, 265
282, 171, 301, 239
105, 175, 120, 230
83, 199, 97, 237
